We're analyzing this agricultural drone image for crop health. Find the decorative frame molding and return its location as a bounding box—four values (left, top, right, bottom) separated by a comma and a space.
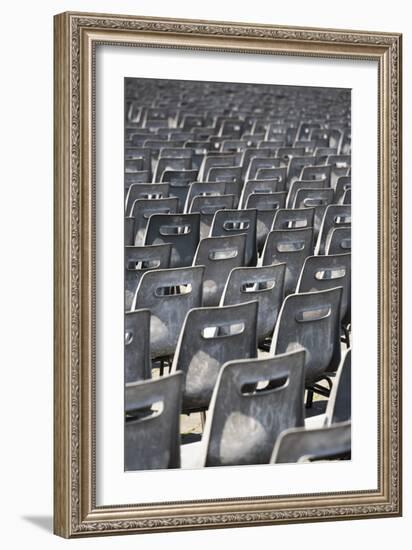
53, 11, 402, 538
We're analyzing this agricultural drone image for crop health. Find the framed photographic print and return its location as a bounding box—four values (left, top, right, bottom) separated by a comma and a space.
53, 11, 402, 538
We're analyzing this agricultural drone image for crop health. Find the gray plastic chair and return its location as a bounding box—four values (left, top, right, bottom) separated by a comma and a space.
161, 170, 199, 211
325, 227, 351, 255
193, 234, 246, 306
184, 182, 226, 212
210, 209, 258, 266
287, 156, 315, 186
145, 213, 200, 267
245, 192, 287, 252
271, 421, 351, 463
154, 157, 192, 181
286, 179, 329, 209
270, 287, 342, 385
326, 155, 351, 187
189, 194, 236, 240
221, 263, 286, 343
300, 164, 332, 188
125, 182, 170, 216
132, 266, 204, 359
334, 176, 351, 203
296, 253, 351, 324
326, 348, 351, 425
261, 227, 313, 295
182, 350, 306, 468
131, 197, 179, 245
125, 244, 172, 310
340, 188, 351, 205
293, 187, 335, 235
125, 372, 183, 470
125, 217, 135, 246
125, 170, 151, 186
315, 204, 351, 255
207, 166, 242, 185
125, 309, 152, 383
245, 157, 283, 181
199, 154, 240, 180
240, 177, 284, 208
171, 301, 258, 412
125, 158, 145, 173
272, 207, 315, 231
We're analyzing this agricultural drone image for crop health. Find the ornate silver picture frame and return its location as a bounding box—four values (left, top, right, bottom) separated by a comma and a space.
54, 11, 402, 538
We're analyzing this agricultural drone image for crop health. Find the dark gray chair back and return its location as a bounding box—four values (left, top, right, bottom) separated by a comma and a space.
125, 372, 183, 470
211, 209, 258, 266
145, 213, 200, 267
246, 157, 282, 181
132, 266, 204, 358
270, 287, 342, 384
125, 183, 170, 215
271, 421, 351, 463
334, 176, 351, 203
293, 187, 335, 235
125, 309, 151, 383
131, 197, 179, 245
125, 244, 172, 310
287, 179, 329, 209
125, 217, 135, 246
245, 192, 287, 252
184, 182, 226, 211
272, 207, 315, 231
171, 301, 258, 412
325, 227, 351, 255
125, 170, 151, 186
201, 350, 306, 466
300, 164, 332, 188
241, 177, 283, 208
189, 194, 236, 240
154, 157, 191, 181
262, 227, 313, 295
193, 234, 246, 306
221, 263, 286, 343
297, 253, 351, 324
315, 204, 351, 255
161, 169, 199, 211
287, 156, 315, 187
326, 348, 351, 425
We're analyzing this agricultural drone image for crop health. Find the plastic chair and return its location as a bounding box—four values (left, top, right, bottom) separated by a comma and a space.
184, 182, 226, 211
293, 187, 335, 235
315, 205, 351, 255
210, 209, 258, 266
132, 266, 204, 359
130, 197, 179, 245
145, 213, 200, 267
125, 372, 183, 470
296, 253, 351, 324
193, 234, 246, 306
270, 287, 342, 385
271, 421, 351, 463
272, 207, 315, 231
325, 227, 351, 255
221, 263, 286, 343
124, 170, 152, 186
245, 192, 287, 252
171, 301, 259, 412
125, 309, 152, 383
125, 183, 170, 216
334, 176, 351, 203
287, 179, 330, 209
261, 227, 314, 295
240, 177, 284, 208
182, 350, 306, 468
188, 194, 236, 240
300, 164, 332, 188
125, 243, 172, 310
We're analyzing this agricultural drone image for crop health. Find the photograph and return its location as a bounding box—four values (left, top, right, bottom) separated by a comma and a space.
123, 77, 352, 471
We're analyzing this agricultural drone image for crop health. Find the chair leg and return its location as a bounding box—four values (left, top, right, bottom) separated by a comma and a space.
306, 390, 314, 409
200, 411, 207, 430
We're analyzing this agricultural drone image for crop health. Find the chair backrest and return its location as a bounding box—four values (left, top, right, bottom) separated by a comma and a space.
125, 217, 135, 246
334, 176, 351, 203
210, 209, 258, 266
207, 166, 242, 185
287, 179, 329, 209
125, 372, 183, 470
184, 181, 226, 211
154, 156, 192, 181
340, 188, 351, 205
315, 204, 351, 255
201, 350, 306, 466
171, 301, 258, 412
272, 207, 315, 231
325, 227, 352, 255
261, 227, 313, 295
193, 234, 246, 306
124, 243, 172, 310
132, 266, 204, 358
125, 170, 151, 186
245, 193, 287, 251
287, 156, 315, 186
221, 263, 286, 342
296, 253, 351, 323
125, 183, 170, 215
145, 213, 200, 267
125, 309, 151, 383
131, 197, 179, 245
270, 287, 342, 384
300, 164, 332, 188
240, 176, 284, 208
189, 194, 236, 240
271, 421, 351, 463
245, 157, 282, 181
325, 348, 351, 425
161, 170, 199, 211
293, 187, 335, 235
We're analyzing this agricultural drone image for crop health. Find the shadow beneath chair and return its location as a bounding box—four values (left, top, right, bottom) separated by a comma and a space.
181, 432, 202, 445
305, 399, 327, 418
21, 515, 53, 533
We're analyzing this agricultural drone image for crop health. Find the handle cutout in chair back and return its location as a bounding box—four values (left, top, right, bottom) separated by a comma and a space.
277, 240, 306, 253
296, 306, 331, 322
201, 321, 245, 339
125, 331, 134, 345
315, 267, 346, 280
241, 279, 276, 293
159, 224, 191, 236
127, 258, 161, 271
303, 197, 327, 207
223, 220, 250, 231
339, 238, 351, 250
154, 283, 192, 297
334, 215, 351, 224
241, 375, 289, 395
126, 400, 164, 422
209, 248, 238, 261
